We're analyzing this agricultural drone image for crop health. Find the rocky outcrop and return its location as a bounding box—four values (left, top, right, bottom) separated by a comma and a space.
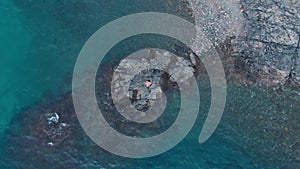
233, 0, 300, 86
110, 49, 195, 122
189, 0, 300, 86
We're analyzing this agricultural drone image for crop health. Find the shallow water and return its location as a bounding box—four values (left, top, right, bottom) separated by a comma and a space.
0, 0, 31, 133
0, 0, 191, 133
1, 0, 299, 169
0, 0, 75, 134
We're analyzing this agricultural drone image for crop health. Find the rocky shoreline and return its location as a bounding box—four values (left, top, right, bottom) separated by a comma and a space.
1, 0, 300, 168
188, 0, 300, 87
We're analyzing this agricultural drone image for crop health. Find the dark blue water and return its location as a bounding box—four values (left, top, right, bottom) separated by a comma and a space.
1, 0, 299, 169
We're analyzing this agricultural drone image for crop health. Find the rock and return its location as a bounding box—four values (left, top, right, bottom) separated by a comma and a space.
47, 112, 59, 124
111, 49, 195, 112
149, 87, 162, 100
189, 52, 197, 66
188, 0, 244, 45
228, 0, 300, 85
189, 0, 300, 86
47, 142, 54, 146
293, 49, 300, 84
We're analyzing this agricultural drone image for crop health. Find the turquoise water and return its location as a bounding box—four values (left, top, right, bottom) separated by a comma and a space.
1, 0, 299, 168
0, 0, 76, 134
0, 0, 31, 132
0, 0, 190, 135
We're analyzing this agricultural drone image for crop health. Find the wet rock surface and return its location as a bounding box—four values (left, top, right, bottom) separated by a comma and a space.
128, 69, 162, 112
